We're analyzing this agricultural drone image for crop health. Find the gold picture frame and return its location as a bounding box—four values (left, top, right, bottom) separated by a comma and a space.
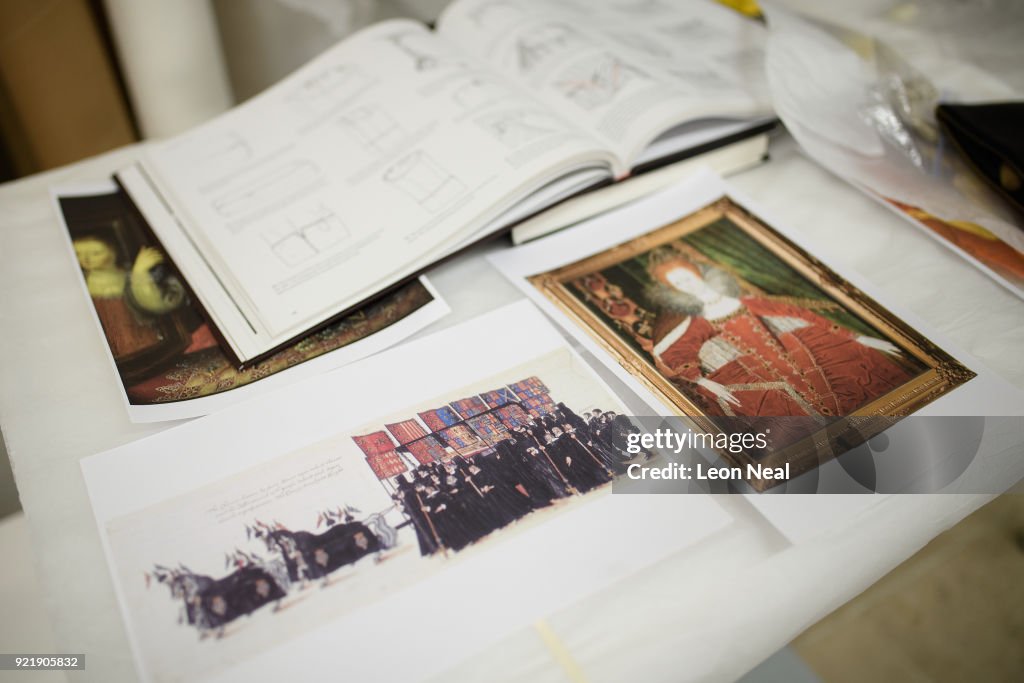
529, 197, 975, 490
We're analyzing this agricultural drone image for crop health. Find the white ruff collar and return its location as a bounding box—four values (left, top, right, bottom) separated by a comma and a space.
702, 296, 742, 321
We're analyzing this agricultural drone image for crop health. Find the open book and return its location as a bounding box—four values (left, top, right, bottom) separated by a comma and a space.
117, 0, 773, 364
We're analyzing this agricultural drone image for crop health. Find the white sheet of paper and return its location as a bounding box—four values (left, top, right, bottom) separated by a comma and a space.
488, 170, 1024, 541
81, 299, 731, 682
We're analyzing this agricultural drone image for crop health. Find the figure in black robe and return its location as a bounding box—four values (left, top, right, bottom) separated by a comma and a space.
555, 402, 589, 436
578, 412, 598, 443
561, 419, 628, 475
521, 440, 572, 501
526, 419, 546, 446
521, 426, 575, 496
420, 479, 458, 552
474, 450, 535, 521
435, 468, 480, 551
606, 412, 648, 458
553, 402, 628, 475
562, 425, 615, 488
395, 475, 441, 556
495, 433, 548, 509
590, 411, 623, 461
449, 460, 506, 539
491, 440, 520, 483
488, 449, 536, 518
546, 427, 610, 493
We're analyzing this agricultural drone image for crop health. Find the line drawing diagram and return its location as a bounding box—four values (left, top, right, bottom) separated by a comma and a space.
554, 55, 645, 110
715, 47, 765, 77
385, 31, 457, 72
612, 31, 672, 60
467, 1, 524, 29
167, 131, 253, 188
666, 61, 732, 92
613, 0, 671, 14
453, 76, 510, 110
262, 206, 350, 267
287, 65, 368, 115
516, 23, 583, 74
659, 19, 722, 43
383, 151, 466, 213
337, 106, 404, 153
549, 0, 589, 11
211, 161, 321, 219
476, 110, 559, 149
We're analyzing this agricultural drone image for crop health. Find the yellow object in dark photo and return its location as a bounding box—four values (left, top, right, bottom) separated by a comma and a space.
937, 102, 1024, 219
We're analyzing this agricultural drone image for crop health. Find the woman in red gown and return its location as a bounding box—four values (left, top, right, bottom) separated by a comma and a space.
577, 250, 913, 419
640, 252, 913, 418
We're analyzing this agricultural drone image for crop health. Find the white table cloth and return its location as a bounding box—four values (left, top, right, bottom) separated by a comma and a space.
1, 133, 1021, 682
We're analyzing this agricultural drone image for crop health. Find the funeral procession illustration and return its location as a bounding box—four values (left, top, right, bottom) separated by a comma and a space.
148, 376, 647, 638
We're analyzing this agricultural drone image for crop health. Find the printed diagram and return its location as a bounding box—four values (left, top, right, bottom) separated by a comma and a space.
467, 1, 524, 29
540, 0, 588, 14
476, 110, 559, 149
166, 131, 253, 188
453, 76, 509, 110
666, 59, 732, 92
613, 0, 671, 13
612, 31, 672, 61
385, 30, 457, 72
211, 160, 321, 220
554, 55, 644, 110
715, 48, 766, 80
287, 65, 368, 115
337, 106, 403, 153
383, 151, 466, 213
262, 206, 350, 267
659, 19, 722, 43
516, 23, 583, 74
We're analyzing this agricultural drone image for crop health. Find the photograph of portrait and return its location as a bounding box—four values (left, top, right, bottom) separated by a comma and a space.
526, 195, 976, 488
64, 190, 197, 386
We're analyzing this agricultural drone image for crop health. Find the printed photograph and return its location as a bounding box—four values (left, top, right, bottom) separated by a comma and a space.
104, 347, 638, 682
356, 375, 645, 557
883, 196, 1024, 290
60, 190, 435, 406
528, 196, 975, 486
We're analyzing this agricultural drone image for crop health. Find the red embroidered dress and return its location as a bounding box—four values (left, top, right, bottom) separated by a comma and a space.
652, 297, 912, 417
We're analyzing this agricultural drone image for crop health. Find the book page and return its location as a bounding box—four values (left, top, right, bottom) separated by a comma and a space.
438, 0, 772, 168
125, 19, 613, 361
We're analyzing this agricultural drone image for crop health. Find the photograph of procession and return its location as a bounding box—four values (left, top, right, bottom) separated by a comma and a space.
529, 196, 975, 487
104, 347, 637, 682
355, 375, 645, 556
